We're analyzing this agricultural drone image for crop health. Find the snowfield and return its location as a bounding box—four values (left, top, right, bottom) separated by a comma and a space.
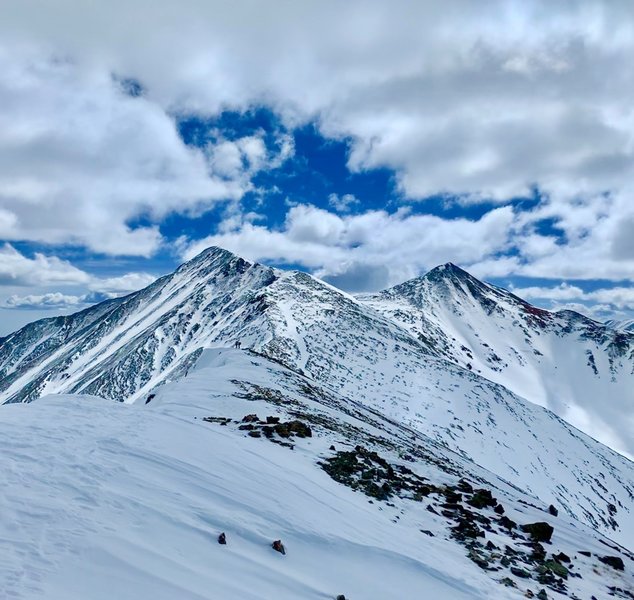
1, 349, 632, 599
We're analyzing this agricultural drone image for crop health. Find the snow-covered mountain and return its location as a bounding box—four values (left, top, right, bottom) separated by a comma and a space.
0, 247, 633, 552
606, 318, 634, 333
1, 349, 632, 599
359, 263, 634, 458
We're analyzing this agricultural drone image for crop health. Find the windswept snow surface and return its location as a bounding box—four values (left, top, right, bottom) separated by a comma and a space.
1, 349, 632, 599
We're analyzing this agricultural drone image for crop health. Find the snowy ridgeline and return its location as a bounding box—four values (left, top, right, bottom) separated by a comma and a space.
0, 349, 632, 600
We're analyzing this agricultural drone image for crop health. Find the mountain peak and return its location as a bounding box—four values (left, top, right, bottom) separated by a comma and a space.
184, 245, 246, 266
424, 262, 473, 280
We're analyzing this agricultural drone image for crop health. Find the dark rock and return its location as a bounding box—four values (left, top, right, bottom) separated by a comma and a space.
511, 567, 531, 578
467, 489, 497, 509
467, 549, 490, 569
530, 543, 547, 562
525, 591, 534, 598
272, 540, 286, 555
536, 590, 548, 600
248, 430, 261, 438
452, 517, 484, 540
554, 552, 570, 563
544, 559, 568, 579
238, 424, 255, 430
218, 532, 226, 545
578, 550, 591, 557
486, 540, 497, 551
548, 504, 558, 516
420, 529, 435, 537
500, 577, 516, 587
444, 489, 463, 504
499, 516, 517, 530
266, 416, 280, 424
329, 445, 336, 451
242, 414, 259, 422
457, 479, 474, 493
336, 596, 346, 600
598, 555, 624, 571
494, 504, 505, 515
521, 522, 554, 543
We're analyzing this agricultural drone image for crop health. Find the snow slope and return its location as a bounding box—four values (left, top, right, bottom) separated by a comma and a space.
359, 263, 634, 458
1, 349, 632, 599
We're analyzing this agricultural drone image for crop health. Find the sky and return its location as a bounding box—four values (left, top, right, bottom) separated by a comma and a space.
1, 0, 634, 336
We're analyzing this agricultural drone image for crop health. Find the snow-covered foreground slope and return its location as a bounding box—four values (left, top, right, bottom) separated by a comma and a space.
359, 264, 634, 458
1, 349, 632, 599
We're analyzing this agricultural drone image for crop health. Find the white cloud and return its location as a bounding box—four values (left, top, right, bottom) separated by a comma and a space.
0, 244, 90, 286
184, 203, 516, 289
0, 245, 157, 310
5, 292, 86, 309
513, 283, 634, 310
88, 272, 157, 295
328, 193, 360, 213
1, 2, 633, 203
0, 47, 292, 257
0, 1, 632, 291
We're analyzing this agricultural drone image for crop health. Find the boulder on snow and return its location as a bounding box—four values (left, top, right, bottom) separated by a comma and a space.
548, 504, 558, 516
218, 532, 226, 545
598, 555, 625, 571
272, 539, 286, 555
521, 521, 554, 543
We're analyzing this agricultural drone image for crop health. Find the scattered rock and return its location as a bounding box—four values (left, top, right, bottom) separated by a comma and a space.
420, 529, 435, 537
266, 416, 280, 424
457, 479, 474, 493
272, 540, 286, 555
529, 542, 547, 562
521, 522, 554, 543
598, 555, 624, 571
248, 430, 261, 438
499, 516, 517, 530
218, 532, 226, 545
500, 577, 516, 587
242, 414, 259, 422
525, 591, 534, 598
467, 489, 497, 509
554, 552, 570, 563
544, 559, 568, 579
548, 504, 558, 516
494, 504, 505, 515
536, 590, 548, 600
511, 567, 531, 578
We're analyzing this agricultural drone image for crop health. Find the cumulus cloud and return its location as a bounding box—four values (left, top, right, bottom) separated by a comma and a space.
328, 193, 360, 213
2, 2, 634, 202
0, 46, 292, 256
0, 244, 90, 286
0, 1, 633, 296
0, 245, 157, 310
5, 292, 86, 310
184, 203, 517, 288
